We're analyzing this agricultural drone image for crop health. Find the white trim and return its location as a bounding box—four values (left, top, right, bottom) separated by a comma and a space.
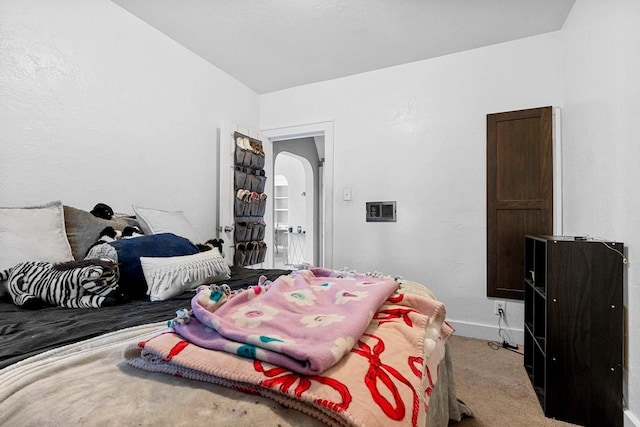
260, 121, 335, 268
625, 410, 640, 427
262, 135, 275, 267
553, 107, 563, 236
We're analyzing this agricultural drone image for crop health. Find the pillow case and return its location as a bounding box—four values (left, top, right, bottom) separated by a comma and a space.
141, 250, 231, 302
133, 205, 201, 244
0, 201, 74, 295
64, 205, 140, 260
107, 233, 200, 298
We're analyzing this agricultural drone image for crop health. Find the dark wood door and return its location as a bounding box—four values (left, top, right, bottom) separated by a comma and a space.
487, 107, 553, 299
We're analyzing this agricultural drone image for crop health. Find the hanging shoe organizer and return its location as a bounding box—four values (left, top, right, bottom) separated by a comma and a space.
233, 131, 267, 267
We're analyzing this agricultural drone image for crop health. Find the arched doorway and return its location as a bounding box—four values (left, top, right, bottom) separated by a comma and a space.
273, 151, 315, 268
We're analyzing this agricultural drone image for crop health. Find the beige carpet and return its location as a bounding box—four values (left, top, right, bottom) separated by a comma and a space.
447, 336, 577, 427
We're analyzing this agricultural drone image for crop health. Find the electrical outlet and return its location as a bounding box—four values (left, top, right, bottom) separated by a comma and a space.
494, 300, 506, 315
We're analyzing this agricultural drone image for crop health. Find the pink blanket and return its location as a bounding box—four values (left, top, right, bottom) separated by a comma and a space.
124, 279, 451, 427
173, 268, 399, 374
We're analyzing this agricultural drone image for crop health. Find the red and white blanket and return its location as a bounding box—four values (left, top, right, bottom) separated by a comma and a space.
124, 277, 452, 427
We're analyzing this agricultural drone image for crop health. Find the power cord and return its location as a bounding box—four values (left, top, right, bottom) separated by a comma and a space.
600, 241, 629, 265
575, 236, 629, 265
487, 308, 524, 356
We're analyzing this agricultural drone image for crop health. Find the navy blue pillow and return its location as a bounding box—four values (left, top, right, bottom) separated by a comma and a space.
109, 233, 199, 299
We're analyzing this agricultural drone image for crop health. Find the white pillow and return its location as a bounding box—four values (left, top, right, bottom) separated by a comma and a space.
132, 205, 201, 244
141, 249, 231, 302
0, 201, 75, 295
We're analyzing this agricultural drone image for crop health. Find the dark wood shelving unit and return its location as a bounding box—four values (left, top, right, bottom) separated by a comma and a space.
523, 235, 624, 427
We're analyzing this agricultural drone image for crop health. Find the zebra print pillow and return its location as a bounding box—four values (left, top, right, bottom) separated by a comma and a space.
1, 259, 120, 309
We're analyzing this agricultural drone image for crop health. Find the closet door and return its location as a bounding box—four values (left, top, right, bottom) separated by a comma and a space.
486, 106, 553, 299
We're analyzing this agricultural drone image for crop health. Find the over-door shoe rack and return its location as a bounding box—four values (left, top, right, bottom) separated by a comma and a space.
233, 131, 267, 267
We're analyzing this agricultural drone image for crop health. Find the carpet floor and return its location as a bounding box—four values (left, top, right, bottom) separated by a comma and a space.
447, 336, 577, 427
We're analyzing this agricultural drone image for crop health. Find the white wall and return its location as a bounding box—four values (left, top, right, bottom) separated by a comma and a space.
560, 0, 640, 423
260, 33, 563, 342
0, 0, 259, 241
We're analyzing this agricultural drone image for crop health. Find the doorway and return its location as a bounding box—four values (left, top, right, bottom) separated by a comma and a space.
261, 121, 334, 268
273, 143, 319, 268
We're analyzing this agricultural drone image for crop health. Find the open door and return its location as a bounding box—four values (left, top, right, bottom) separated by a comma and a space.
217, 122, 274, 268
218, 120, 335, 269
216, 122, 236, 266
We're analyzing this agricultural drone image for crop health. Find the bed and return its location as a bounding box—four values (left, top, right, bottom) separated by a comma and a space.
0, 202, 472, 426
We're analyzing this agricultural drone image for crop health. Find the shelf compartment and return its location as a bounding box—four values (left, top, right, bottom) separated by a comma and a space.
524, 329, 534, 375
533, 345, 545, 391
524, 284, 533, 326
533, 291, 546, 344
533, 238, 546, 290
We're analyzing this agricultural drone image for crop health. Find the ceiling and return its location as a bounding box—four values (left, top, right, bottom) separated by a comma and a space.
112, 0, 576, 94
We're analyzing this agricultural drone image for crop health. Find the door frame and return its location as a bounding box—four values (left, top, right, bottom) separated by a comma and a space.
552, 107, 563, 236
261, 121, 334, 268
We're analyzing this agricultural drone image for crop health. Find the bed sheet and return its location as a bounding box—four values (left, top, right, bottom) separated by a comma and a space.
0, 267, 291, 369
0, 322, 326, 426
0, 277, 473, 426
0, 323, 465, 426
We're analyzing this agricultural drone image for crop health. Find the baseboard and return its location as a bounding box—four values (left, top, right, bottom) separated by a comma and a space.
447, 319, 525, 345
626, 409, 640, 427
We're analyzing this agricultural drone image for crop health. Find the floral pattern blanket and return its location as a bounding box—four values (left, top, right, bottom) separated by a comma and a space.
173, 268, 398, 374
124, 270, 452, 427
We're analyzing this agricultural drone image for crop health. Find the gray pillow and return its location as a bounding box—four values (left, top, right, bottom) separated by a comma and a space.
64, 205, 140, 260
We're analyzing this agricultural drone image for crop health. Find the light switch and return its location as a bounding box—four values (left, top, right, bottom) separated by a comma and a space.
343, 188, 352, 201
